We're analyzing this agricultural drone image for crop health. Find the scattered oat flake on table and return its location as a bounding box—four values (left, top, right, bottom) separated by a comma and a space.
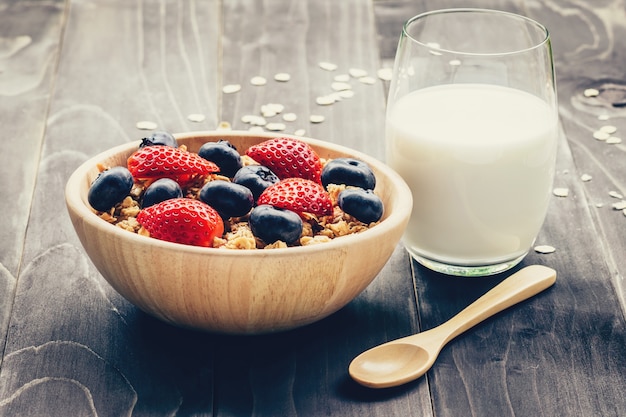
606, 137, 622, 144
609, 191, 624, 199
377, 67, 393, 81
331, 82, 352, 91
334, 74, 350, 82
262, 103, 284, 114
187, 113, 206, 123
598, 114, 610, 121
449, 59, 462, 66
359, 76, 376, 85
266, 122, 286, 131
316, 95, 337, 106
242, 115, 267, 126
584, 88, 599, 97
294, 129, 306, 136
593, 130, 610, 140
581, 174, 593, 182
595, 202, 605, 208
600, 125, 617, 134
534, 245, 556, 254
319, 61, 338, 71
274, 73, 291, 82
310, 115, 325, 123
250, 76, 267, 86
282, 112, 297, 122
612, 201, 626, 210
349, 68, 368, 78
136, 121, 158, 130
222, 84, 241, 94
553, 188, 569, 197
338, 90, 355, 99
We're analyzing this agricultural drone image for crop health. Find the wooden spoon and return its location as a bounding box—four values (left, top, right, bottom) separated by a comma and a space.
349, 265, 556, 388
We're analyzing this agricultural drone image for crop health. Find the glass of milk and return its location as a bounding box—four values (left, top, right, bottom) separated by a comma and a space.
386, 9, 558, 276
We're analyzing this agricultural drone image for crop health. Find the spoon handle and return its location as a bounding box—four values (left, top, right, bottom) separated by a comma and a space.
439, 265, 556, 345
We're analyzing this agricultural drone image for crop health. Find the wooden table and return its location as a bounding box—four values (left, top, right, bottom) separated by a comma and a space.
2, 0, 625, 415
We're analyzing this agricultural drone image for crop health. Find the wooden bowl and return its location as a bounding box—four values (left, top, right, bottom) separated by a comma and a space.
65, 131, 412, 334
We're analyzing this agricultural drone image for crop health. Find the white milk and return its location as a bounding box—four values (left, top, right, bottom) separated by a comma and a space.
386, 83, 558, 266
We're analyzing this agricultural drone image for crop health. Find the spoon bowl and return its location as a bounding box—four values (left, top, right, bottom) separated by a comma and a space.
349, 265, 557, 388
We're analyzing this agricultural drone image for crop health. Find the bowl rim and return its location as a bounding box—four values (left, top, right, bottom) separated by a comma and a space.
65, 130, 412, 257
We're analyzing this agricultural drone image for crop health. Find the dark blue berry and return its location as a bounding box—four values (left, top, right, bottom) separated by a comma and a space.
232, 165, 280, 201
249, 205, 303, 245
198, 140, 242, 177
139, 131, 178, 148
199, 180, 254, 218
88, 166, 134, 212
338, 188, 383, 223
321, 158, 376, 190
141, 178, 183, 208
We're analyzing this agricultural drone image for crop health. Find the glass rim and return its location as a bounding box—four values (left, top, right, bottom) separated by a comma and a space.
402, 8, 551, 57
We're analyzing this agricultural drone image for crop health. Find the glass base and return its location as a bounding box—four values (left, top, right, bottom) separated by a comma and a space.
407, 249, 527, 277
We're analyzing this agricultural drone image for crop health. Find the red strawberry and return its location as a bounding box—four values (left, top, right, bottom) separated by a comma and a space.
245, 137, 323, 183
128, 146, 219, 186
137, 198, 224, 247
257, 177, 333, 216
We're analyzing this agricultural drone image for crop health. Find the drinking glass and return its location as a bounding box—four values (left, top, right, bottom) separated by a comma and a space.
386, 9, 558, 276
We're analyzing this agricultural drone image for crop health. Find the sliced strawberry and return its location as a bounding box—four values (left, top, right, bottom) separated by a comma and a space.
245, 137, 323, 183
128, 146, 219, 186
137, 198, 224, 247
257, 177, 333, 216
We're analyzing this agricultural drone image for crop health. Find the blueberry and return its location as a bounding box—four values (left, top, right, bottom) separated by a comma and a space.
232, 165, 280, 201
88, 166, 134, 212
141, 178, 183, 208
139, 131, 178, 148
249, 205, 303, 245
321, 158, 376, 190
338, 188, 384, 223
198, 140, 242, 177
199, 180, 254, 218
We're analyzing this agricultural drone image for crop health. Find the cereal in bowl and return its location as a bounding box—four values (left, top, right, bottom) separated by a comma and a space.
90, 132, 384, 249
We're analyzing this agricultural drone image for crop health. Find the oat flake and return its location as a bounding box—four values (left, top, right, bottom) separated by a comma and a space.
593, 130, 610, 141
598, 114, 610, 121
274, 73, 291, 82
250, 76, 267, 86
581, 174, 592, 182
294, 129, 306, 136
349, 68, 368, 78
331, 82, 352, 91
319, 61, 338, 71
338, 90, 355, 99
282, 112, 297, 122
266, 122, 286, 131
222, 84, 241, 94
359, 76, 376, 85
606, 137, 622, 144
534, 245, 556, 254
609, 191, 624, 199
316, 95, 336, 106
600, 125, 618, 134
377, 68, 393, 82
584, 88, 600, 97
553, 188, 569, 197
310, 115, 325, 123
136, 121, 158, 130
187, 113, 206, 123
612, 201, 626, 210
